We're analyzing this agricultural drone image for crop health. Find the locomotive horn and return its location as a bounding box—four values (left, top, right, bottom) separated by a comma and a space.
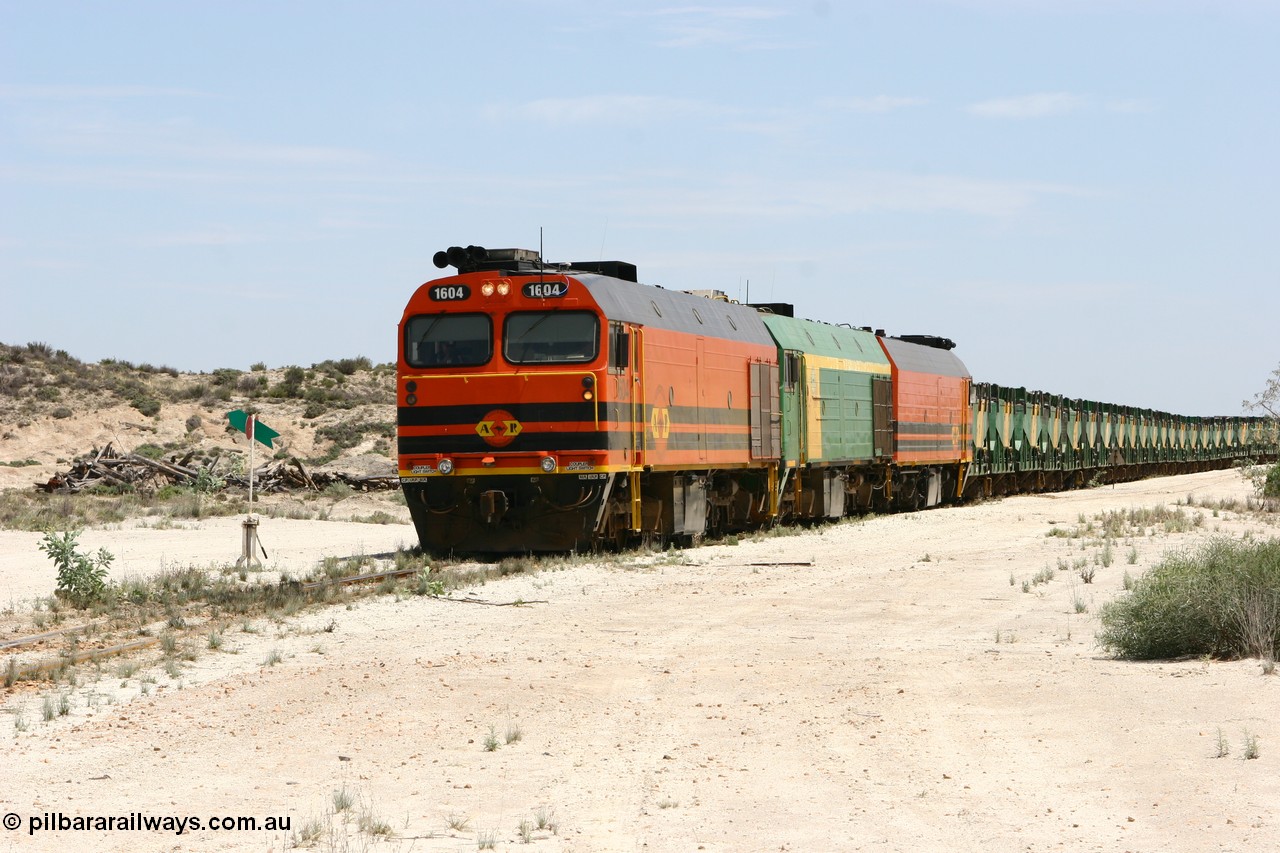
432, 250, 450, 269
466, 245, 488, 262
446, 246, 469, 267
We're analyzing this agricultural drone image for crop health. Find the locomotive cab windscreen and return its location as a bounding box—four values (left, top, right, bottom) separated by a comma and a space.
405, 313, 492, 368
503, 311, 600, 365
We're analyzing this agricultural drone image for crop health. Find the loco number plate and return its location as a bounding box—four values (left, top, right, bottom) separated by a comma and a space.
429, 284, 471, 301
522, 281, 567, 299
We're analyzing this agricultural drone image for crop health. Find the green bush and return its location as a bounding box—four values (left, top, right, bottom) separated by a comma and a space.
317, 420, 393, 451
1097, 537, 1280, 660
211, 368, 243, 388
131, 396, 162, 417
1265, 463, 1280, 498
334, 356, 371, 376
39, 529, 113, 607
269, 366, 307, 399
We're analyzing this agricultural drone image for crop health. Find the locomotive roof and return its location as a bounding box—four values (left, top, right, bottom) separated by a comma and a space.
879, 335, 971, 379
573, 273, 775, 346
758, 313, 890, 367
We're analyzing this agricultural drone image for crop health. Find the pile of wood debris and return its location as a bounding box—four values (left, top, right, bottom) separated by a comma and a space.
36, 443, 399, 494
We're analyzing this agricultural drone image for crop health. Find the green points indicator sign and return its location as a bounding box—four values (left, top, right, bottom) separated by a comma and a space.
227, 409, 279, 449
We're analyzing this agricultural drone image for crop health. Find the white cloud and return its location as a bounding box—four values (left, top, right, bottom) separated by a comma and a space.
0, 84, 210, 99
136, 229, 262, 248
968, 92, 1087, 118
643, 6, 788, 21
819, 96, 929, 114
1104, 98, 1156, 114
623, 5, 795, 49
497, 95, 708, 125
18, 112, 369, 168
609, 171, 1095, 220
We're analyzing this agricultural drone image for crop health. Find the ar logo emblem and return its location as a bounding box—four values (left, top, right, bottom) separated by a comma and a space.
477, 409, 522, 447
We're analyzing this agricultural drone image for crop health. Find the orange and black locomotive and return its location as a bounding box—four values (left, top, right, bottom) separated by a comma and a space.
398, 245, 1266, 555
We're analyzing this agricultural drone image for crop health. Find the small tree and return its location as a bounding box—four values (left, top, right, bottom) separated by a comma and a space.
1243, 363, 1280, 498
38, 529, 113, 607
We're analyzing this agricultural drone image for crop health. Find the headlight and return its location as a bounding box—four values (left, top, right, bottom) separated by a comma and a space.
539, 456, 557, 473
481, 282, 495, 296
438, 458, 454, 475
496, 281, 510, 295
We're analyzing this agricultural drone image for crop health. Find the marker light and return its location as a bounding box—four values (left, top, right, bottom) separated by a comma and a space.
406, 394, 418, 406
540, 456, 558, 473
437, 458, 454, 475
582, 390, 594, 401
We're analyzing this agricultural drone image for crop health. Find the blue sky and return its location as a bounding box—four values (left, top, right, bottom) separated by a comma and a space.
2, 0, 1277, 415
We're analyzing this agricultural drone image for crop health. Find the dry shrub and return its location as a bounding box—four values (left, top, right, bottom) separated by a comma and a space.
1098, 537, 1280, 660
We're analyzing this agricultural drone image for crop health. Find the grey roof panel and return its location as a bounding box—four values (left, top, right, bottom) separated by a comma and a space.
880, 336, 971, 378
577, 275, 775, 346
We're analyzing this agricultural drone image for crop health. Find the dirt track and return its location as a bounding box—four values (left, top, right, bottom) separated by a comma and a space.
2, 468, 1278, 852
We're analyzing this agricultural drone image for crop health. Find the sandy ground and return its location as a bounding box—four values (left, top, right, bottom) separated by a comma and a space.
2, 468, 1278, 853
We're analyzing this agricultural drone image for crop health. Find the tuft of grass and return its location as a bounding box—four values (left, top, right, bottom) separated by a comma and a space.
1242, 731, 1260, 760
332, 785, 354, 813
504, 722, 523, 745
517, 818, 534, 844
263, 648, 283, 667
478, 830, 497, 850
483, 726, 500, 752
446, 813, 471, 833
1215, 727, 1230, 758
358, 811, 393, 837
293, 818, 323, 846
